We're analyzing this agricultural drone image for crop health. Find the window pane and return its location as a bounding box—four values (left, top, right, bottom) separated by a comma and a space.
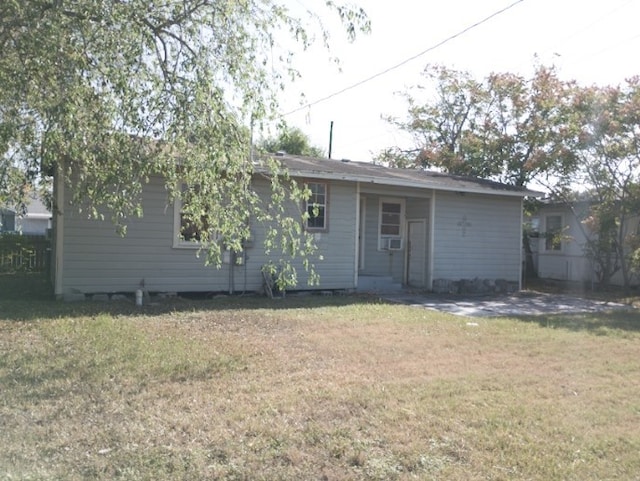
180, 214, 201, 242
306, 183, 327, 230
547, 215, 561, 230
382, 202, 401, 214
379, 201, 402, 239
309, 183, 325, 199
181, 213, 209, 242
307, 206, 325, 228
382, 213, 400, 224
545, 215, 562, 251
381, 224, 400, 235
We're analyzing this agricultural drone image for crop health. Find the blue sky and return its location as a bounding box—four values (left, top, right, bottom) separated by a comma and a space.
272, 0, 640, 161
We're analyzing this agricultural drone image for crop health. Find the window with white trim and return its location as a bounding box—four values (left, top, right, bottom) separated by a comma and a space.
173, 184, 210, 248
545, 214, 563, 251
378, 198, 404, 250
305, 182, 328, 231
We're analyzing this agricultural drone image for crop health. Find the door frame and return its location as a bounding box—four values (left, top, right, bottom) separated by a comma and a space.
358, 196, 366, 271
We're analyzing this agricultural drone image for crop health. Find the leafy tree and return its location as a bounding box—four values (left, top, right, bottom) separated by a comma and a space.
260, 126, 325, 157
377, 64, 577, 188
582, 202, 623, 285
376, 65, 488, 173
568, 79, 640, 287
0, 0, 368, 289
480, 67, 578, 188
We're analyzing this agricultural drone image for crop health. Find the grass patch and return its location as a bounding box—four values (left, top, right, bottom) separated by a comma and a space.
4, 314, 242, 394
1, 295, 640, 480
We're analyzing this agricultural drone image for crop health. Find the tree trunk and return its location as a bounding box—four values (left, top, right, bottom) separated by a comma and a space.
618, 212, 630, 289
522, 232, 537, 280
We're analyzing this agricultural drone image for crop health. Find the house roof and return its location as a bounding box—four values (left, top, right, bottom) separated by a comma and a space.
267, 154, 542, 198
2, 195, 52, 219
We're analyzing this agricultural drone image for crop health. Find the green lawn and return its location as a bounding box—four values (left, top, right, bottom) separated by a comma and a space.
1, 294, 639, 480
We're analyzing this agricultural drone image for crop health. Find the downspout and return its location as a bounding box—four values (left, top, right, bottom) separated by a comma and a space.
519, 197, 524, 291
354, 182, 360, 289
328, 121, 334, 159
228, 251, 234, 295
427, 189, 436, 290
53, 162, 65, 299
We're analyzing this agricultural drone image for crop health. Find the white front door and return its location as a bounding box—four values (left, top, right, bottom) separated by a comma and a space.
406, 220, 426, 287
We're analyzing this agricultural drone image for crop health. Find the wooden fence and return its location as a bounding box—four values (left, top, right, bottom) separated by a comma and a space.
0, 234, 51, 273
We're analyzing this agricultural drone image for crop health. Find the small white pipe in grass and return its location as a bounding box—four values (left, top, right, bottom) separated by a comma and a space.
135, 289, 143, 306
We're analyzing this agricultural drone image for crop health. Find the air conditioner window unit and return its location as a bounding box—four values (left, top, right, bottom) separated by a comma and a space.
382, 237, 402, 250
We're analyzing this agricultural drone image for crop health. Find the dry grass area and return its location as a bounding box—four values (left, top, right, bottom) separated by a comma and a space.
1, 295, 640, 480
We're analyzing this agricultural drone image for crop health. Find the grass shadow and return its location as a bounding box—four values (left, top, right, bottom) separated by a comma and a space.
0, 272, 54, 301
524, 278, 640, 307
513, 309, 640, 335
0, 290, 386, 322
0, 269, 386, 322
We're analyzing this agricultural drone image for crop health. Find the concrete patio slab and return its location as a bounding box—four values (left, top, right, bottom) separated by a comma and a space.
382, 291, 633, 318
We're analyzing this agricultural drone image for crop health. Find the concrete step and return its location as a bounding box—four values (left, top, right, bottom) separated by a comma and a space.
356, 276, 403, 293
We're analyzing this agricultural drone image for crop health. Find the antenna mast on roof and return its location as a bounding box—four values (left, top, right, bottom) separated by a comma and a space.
328, 121, 334, 159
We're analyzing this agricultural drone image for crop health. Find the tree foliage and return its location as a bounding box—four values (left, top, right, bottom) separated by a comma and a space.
260, 126, 325, 157
568, 79, 640, 286
0, 0, 369, 289
377, 64, 577, 188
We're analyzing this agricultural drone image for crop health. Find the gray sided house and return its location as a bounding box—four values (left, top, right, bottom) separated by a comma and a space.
533, 201, 591, 283
52, 154, 537, 299
533, 201, 639, 286
1, 196, 51, 236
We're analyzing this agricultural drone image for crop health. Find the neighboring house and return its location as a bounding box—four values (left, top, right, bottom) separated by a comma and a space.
532, 201, 591, 283
51, 154, 539, 299
532, 201, 638, 286
0, 196, 52, 236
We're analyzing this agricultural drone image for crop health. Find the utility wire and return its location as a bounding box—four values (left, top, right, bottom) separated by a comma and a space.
570, 31, 640, 69
536, 0, 635, 61
283, 0, 527, 116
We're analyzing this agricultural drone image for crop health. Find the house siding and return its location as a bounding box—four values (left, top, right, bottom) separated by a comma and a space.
61, 176, 357, 295
17, 218, 50, 236
432, 192, 522, 282
247, 178, 357, 290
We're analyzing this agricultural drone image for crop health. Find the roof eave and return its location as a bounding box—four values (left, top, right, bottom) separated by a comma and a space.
285, 169, 542, 198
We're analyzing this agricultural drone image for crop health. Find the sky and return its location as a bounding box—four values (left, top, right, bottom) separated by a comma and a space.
271, 0, 640, 162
